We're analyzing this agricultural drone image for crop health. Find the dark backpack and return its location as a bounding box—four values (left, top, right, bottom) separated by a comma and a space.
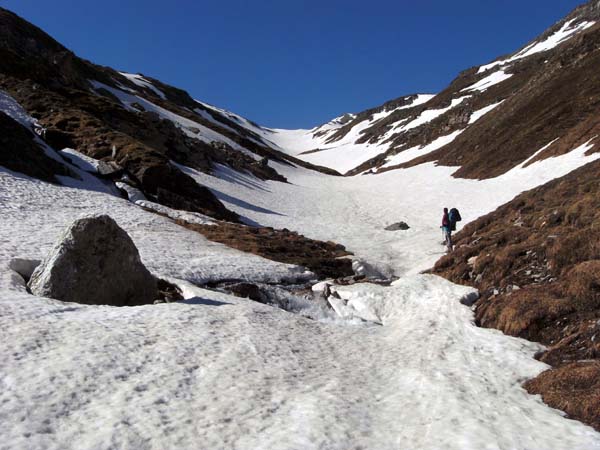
449, 208, 462, 231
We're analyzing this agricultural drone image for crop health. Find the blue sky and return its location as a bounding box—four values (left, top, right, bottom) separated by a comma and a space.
2, 0, 583, 128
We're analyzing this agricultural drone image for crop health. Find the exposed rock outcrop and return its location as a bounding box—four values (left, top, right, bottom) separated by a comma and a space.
28, 215, 157, 306
0, 111, 76, 183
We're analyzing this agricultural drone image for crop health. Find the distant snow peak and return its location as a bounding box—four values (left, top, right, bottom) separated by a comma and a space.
478, 19, 596, 73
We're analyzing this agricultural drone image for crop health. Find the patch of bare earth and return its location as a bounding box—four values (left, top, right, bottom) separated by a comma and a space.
431, 160, 600, 430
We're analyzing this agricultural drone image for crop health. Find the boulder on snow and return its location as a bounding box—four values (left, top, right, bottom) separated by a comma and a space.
28, 214, 157, 306
384, 222, 410, 231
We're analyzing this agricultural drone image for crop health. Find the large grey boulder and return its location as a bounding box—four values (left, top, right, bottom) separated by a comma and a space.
28, 214, 157, 306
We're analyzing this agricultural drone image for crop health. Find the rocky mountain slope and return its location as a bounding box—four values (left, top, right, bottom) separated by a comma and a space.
264, 1, 600, 178
0, 7, 339, 222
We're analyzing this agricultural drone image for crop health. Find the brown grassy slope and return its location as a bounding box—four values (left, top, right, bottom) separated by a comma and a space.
431, 158, 600, 430
0, 75, 240, 221
174, 220, 353, 279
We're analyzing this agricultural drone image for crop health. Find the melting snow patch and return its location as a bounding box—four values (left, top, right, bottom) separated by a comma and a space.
462, 70, 513, 92
90, 80, 258, 158
468, 100, 505, 124
478, 19, 596, 73
0, 89, 39, 128
120, 72, 167, 99
394, 96, 469, 133
370, 94, 437, 123
60, 148, 101, 173
382, 129, 465, 168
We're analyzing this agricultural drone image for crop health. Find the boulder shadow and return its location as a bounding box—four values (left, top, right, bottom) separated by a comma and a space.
209, 188, 286, 216
181, 297, 232, 307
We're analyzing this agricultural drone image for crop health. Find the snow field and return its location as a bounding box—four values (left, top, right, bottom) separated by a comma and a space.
181, 135, 600, 278
3, 262, 599, 449
0, 170, 312, 287
263, 95, 468, 174
382, 129, 465, 168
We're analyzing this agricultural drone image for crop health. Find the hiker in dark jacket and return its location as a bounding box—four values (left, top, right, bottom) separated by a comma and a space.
441, 207, 453, 253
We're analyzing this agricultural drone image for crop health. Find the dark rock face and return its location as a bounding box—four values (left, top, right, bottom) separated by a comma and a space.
0, 111, 76, 183
28, 215, 157, 306
227, 283, 266, 303
384, 222, 410, 231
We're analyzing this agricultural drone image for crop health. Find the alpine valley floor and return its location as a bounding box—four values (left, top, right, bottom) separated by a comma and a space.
2, 136, 600, 449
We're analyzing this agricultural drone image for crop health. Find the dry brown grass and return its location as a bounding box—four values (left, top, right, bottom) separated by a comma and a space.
477, 286, 575, 339
175, 219, 354, 279
563, 260, 600, 311
548, 228, 600, 272
525, 362, 600, 431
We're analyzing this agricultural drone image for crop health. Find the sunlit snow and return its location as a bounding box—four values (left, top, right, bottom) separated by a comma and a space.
478, 19, 596, 73
468, 100, 505, 124
119, 72, 167, 99
382, 129, 465, 168
262, 95, 468, 174
462, 70, 513, 92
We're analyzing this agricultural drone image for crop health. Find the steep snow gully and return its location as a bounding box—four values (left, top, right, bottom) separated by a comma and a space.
3, 94, 600, 450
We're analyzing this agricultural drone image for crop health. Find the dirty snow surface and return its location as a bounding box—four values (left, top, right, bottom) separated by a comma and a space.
2, 142, 600, 448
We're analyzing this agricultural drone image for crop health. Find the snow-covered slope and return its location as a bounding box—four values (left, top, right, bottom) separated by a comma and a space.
3, 144, 600, 448
241, 5, 600, 177
254, 94, 436, 174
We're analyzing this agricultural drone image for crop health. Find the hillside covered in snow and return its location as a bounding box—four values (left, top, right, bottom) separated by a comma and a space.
1, 2, 600, 449
256, 3, 600, 179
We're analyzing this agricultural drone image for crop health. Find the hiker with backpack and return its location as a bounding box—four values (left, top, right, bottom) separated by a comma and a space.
441, 207, 462, 253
